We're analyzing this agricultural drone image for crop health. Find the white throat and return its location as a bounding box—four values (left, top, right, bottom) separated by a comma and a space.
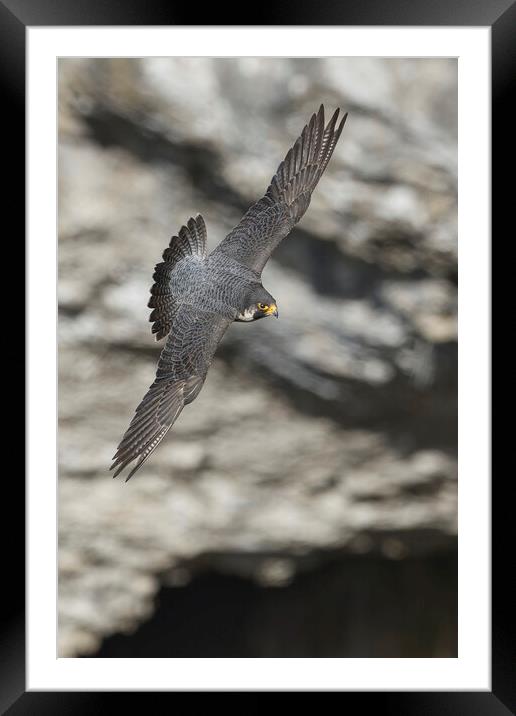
236, 308, 256, 322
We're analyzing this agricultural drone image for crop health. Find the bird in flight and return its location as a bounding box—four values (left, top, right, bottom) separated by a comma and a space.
111, 105, 347, 480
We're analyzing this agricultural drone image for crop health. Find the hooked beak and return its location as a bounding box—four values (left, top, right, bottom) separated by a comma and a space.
265, 304, 279, 318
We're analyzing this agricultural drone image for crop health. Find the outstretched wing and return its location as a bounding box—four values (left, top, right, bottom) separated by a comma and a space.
110, 306, 231, 481
213, 105, 347, 275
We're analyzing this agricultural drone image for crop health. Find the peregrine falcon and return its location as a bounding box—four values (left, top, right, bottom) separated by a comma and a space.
111, 105, 347, 480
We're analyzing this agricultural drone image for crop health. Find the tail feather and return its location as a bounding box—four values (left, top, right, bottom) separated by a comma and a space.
148, 214, 207, 341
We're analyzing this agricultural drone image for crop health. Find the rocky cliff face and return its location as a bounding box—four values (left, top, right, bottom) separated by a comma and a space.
58, 58, 457, 657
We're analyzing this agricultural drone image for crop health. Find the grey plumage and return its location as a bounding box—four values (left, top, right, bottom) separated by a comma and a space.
111, 105, 347, 480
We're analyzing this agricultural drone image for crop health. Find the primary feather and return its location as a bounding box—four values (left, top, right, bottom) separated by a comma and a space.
214, 105, 347, 274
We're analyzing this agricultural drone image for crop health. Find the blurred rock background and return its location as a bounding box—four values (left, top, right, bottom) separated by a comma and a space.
58, 57, 457, 658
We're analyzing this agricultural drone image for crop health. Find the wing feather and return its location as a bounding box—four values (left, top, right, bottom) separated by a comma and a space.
213, 105, 347, 274
110, 306, 231, 481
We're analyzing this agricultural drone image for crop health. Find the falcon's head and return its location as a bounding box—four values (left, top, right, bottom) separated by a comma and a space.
236, 286, 278, 322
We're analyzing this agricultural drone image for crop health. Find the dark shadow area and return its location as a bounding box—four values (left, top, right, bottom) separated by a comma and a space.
93, 551, 457, 658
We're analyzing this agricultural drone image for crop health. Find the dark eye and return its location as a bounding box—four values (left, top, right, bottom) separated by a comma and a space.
257, 303, 269, 311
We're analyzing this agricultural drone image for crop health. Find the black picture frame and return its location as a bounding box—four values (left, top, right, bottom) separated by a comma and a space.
8, 0, 504, 710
